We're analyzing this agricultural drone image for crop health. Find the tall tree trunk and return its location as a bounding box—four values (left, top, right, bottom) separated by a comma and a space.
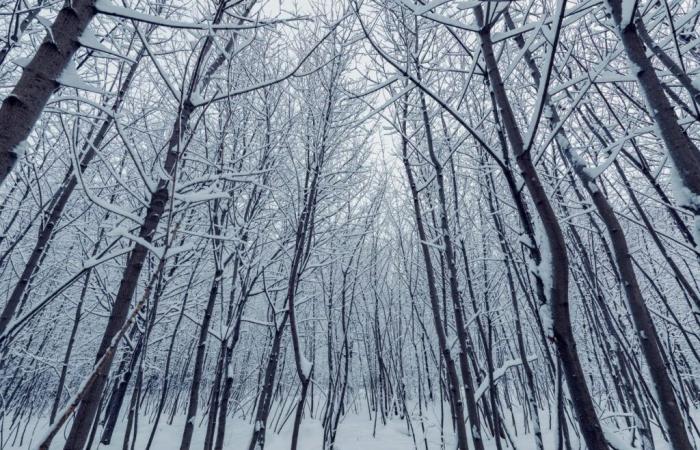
62, 99, 194, 450
49, 270, 90, 425
473, 6, 609, 448
514, 9, 684, 447
180, 231, 223, 450
398, 96, 470, 450
607, 0, 700, 248
248, 313, 289, 450
0, 48, 145, 336
417, 85, 484, 450
0, 0, 97, 185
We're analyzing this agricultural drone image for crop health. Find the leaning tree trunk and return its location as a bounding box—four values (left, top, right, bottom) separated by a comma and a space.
560, 101, 687, 450
483, 164, 545, 450
214, 261, 253, 450
179, 217, 224, 450
398, 96, 470, 450
417, 85, 485, 450
635, 19, 700, 116
473, 6, 609, 449
49, 270, 90, 425
61, 2, 236, 442
61, 99, 194, 450
288, 122, 325, 450
38, 253, 170, 450
102, 238, 184, 445
0, 47, 146, 336
606, 0, 700, 249
0, 0, 97, 186
248, 313, 289, 450
145, 256, 204, 450
513, 12, 680, 448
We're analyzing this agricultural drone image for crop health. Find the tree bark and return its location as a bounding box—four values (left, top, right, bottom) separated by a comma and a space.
398, 96, 470, 450
0, 0, 97, 186
0, 48, 145, 336
473, 7, 608, 449
62, 100, 193, 450
607, 0, 700, 246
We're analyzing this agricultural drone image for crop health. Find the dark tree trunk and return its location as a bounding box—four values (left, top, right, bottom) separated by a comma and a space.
473, 7, 608, 449
0, 49, 145, 336
0, 0, 97, 185
62, 100, 194, 450
180, 241, 223, 450
608, 0, 700, 248
398, 96, 470, 450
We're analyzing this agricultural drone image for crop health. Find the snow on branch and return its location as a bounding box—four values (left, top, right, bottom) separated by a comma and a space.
95, 0, 302, 31
474, 355, 538, 402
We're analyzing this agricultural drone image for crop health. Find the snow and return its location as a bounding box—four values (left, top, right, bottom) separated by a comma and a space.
692, 75, 700, 93
582, 141, 624, 180
94, 0, 276, 31
107, 227, 164, 258
174, 190, 231, 203
163, 242, 195, 258
619, 0, 636, 29
35, 16, 54, 41
669, 160, 700, 211
668, 159, 700, 247
604, 431, 638, 450
412, 0, 452, 15
395, 0, 479, 32
12, 57, 31, 68
8, 413, 418, 450
532, 219, 554, 337
10, 141, 27, 159
3, 3, 699, 450
474, 355, 538, 402
78, 28, 135, 63
456, 1, 479, 10
6, 405, 693, 450
300, 353, 313, 378
82, 244, 135, 270
57, 60, 107, 94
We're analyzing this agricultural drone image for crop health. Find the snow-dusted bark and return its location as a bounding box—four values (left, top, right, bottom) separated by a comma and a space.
606, 0, 700, 253
0, 0, 97, 186
472, 5, 609, 449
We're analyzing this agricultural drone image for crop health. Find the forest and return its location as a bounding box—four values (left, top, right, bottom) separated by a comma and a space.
0, 0, 699, 448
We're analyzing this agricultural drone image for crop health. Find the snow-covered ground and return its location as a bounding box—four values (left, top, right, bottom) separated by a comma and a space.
6, 413, 417, 450
3, 404, 693, 450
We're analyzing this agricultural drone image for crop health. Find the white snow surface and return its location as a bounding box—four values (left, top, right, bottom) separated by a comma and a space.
4, 405, 694, 450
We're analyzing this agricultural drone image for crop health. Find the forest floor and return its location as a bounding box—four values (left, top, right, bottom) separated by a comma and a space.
3, 405, 693, 450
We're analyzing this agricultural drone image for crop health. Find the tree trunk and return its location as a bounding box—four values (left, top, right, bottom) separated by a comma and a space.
179, 255, 223, 450
398, 96, 470, 450
0, 0, 97, 185
607, 0, 700, 247
473, 7, 608, 448
0, 48, 145, 336
62, 100, 194, 450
